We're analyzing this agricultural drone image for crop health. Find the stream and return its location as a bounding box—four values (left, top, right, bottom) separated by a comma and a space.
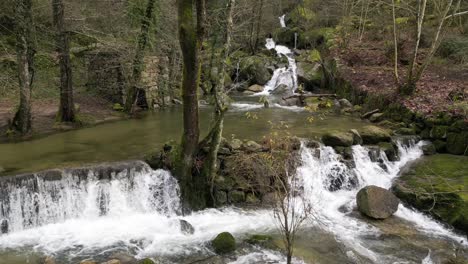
0, 14, 466, 264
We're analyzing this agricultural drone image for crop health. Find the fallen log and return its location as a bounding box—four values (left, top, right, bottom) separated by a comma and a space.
361, 109, 380, 119
282, 93, 337, 100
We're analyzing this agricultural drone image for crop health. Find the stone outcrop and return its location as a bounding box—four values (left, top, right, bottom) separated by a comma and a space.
212, 232, 236, 254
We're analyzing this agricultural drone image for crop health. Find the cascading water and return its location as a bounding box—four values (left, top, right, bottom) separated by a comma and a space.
255, 15, 298, 96
0, 141, 465, 263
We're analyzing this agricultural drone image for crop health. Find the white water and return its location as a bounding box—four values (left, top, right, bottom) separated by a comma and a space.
0, 140, 465, 262
255, 15, 298, 96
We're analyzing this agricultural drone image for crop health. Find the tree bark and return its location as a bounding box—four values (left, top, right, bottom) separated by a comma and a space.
178, 0, 205, 210
53, 0, 75, 123
124, 0, 156, 113
11, 0, 35, 135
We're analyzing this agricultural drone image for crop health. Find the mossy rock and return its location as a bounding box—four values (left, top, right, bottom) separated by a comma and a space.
378, 142, 399, 162
212, 232, 236, 254
446, 132, 468, 156
238, 55, 272, 86
433, 140, 447, 153
246, 234, 273, 247
322, 131, 354, 147
392, 155, 468, 233
430, 126, 449, 139
396, 127, 416, 135
359, 125, 392, 144
138, 259, 155, 264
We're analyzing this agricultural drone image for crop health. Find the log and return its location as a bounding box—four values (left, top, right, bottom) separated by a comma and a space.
282, 93, 337, 100
361, 109, 380, 119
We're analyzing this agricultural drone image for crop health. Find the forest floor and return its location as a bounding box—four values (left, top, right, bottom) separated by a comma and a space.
0, 92, 125, 142
334, 39, 468, 119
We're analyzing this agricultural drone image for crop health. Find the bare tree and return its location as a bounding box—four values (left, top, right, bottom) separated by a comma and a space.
53, 0, 75, 123
273, 170, 312, 264
10, 0, 35, 135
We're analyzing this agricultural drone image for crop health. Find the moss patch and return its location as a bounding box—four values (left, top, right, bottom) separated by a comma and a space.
393, 154, 468, 233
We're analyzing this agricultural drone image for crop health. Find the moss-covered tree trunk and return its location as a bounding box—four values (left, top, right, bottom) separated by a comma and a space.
124, 0, 156, 113
177, 0, 205, 210
11, 0, 35, 135
53, 0, 75, 123
202, 0, 235, 206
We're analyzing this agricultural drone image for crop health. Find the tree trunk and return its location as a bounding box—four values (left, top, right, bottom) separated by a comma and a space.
202, 0, 235, 207
391, 0, 400, 86
124, 0, 156, 113
11, 0, 35, 135
177, 0, 205, 210
53, 0, 75, 123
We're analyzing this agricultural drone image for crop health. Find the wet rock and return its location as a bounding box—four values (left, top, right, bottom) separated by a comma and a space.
0, 219, 8, 234
179, 219, 195, 235
80, 261, 97, 264
212, 232, 236, 254
242, 141, 262, 152
246, 234, 273, 246
357, 185, 399, 219
378, 142, 399, 162
422, 143, 436, 156
138, 259, 155, 264
349, 129, 363, 145
322, 132, 354, 147
108, 252, 137, 264
243, 90, 255, 95
215, 191, 228, 205
359, 125, 392, 144
246, 193, 260, 204
270, 84, 292, 97
334, 146, 353, 160
305, 139, 321, 149
369, 113, 384, 123
261, 192, 277, 205
238, 55, 272, 85
247, 84, 264, 93
41, 256, 56, 264
103, 260, 121, 264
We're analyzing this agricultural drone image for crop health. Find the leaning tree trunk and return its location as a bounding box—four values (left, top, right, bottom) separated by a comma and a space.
177, 0, 205, 210
53, 0, 75, 123
124, 0, 156, 113
11, 0, 35, 135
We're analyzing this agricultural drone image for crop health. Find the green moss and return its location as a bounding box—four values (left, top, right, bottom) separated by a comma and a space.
212, 232, 236, 254
394, 155, 468, 233
430, 126, 449, 139
446, 132, 468, 156
138, 258, 155, 264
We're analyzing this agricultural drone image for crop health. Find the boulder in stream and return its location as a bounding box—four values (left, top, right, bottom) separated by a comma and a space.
179, 219, 195, 235
212, 232, 236, 254
0, 219, 8, 234
358, 125, 392, 144
322, 131, 354, 147
357, 185, 399, 219
247, 84, 264, 93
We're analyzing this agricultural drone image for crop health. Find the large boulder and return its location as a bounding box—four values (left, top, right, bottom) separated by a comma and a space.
273, 27, 296, 47
359, 125, 392, 144
356, 185, 399, 219
247, 84, 264, 93
446, 132, 468, 155
296, 62, 322, 91
322, 132, 354, 147
238, 56, 272, 86
212, 232, 236, 254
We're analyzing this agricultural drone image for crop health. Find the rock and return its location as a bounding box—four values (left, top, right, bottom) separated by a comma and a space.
179, 219, 195, 235
172, 98, 182, 105
359, 126, 392, 144
230, 190, 245, 203
296, 62, 322, 90
246, 193, 260, 204
433, 140, 447, 153
215, 191, 228, 205
356, 185, 399, 219
395, 127, 416, 135
243, 90, 255, 95
422, 143, 436, 156
338, 99, 353, 108
242, 141, 262, 152
0, 166, 4, 174
446, 132, 468, 155
334, 146, 353, 160
247, 84, 264, 93
108, 252, 136, 264
212, 232, 236, 254
378, 142, 399, 162
238, 56, 272, 85
273, 27, 296, 46
0, 219, 8, 234
270, 84, 292, 97
349, 129, 363, 145
392, 155, 468, 233
261, 192, 277, 205
430, 125, 449, 139
230, 139, 243, 150
322, 132, 354, 147
138, 259, 155, 264
305, 139, 321, 148
246, 234, 273, 246
369, 113, 384, 123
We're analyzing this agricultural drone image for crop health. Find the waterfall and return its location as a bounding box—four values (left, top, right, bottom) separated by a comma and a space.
256, 38, 297, 95
0, 141, 465, 262
279, 15, 286, 28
